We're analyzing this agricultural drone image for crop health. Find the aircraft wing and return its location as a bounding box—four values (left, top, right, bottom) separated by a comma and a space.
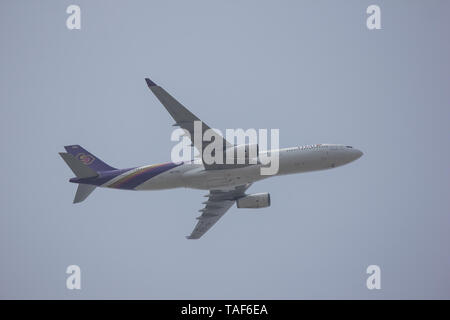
145, 78, 233, 170
186, 184, 251, 239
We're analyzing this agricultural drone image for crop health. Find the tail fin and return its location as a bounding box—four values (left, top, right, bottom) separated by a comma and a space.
74, 184, 96, 203
64, 145, 116, 172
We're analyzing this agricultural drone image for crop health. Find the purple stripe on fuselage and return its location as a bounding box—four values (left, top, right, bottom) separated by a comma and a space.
113, 162, 183, 190
69, 162, 184, 189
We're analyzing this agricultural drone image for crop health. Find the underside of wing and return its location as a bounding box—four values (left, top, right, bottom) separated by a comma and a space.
145, 78, 233, 170
187, 184, 251, 239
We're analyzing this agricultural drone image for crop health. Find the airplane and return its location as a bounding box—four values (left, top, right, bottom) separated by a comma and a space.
59, 78, 363, 239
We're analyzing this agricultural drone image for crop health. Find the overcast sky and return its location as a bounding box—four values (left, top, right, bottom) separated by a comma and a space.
1, 0, 449, 299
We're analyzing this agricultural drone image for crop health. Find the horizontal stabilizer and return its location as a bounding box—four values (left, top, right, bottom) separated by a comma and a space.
73, 184, 96, 203
59, 152, 98, 178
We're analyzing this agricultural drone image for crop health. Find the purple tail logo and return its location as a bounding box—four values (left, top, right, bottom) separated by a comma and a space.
76, 153, 95, 165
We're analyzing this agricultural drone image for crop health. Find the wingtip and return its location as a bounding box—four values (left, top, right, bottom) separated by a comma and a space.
145, 78, 157, 88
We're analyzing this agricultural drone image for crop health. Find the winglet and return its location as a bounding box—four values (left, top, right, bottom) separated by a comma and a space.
145, 78, 157, 88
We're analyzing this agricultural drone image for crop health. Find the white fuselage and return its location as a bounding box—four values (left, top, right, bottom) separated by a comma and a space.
133, 144, 363, 191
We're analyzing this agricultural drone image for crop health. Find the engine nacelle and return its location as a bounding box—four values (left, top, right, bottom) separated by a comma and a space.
225, 143, 259, 165
236, 193, 271, 209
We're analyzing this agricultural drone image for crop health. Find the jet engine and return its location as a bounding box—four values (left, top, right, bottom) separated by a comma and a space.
236, 193, 271, 208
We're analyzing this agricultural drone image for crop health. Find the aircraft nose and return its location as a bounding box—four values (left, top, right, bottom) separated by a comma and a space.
352, 149, 363, 160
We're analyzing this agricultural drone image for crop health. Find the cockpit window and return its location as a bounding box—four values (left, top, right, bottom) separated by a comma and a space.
346, 146, 353, 148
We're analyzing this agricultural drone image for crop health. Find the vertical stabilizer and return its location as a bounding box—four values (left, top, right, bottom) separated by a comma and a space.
64, 145, 116, 172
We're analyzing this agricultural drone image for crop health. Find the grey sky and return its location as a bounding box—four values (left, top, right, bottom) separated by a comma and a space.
1, 0, 449, 299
